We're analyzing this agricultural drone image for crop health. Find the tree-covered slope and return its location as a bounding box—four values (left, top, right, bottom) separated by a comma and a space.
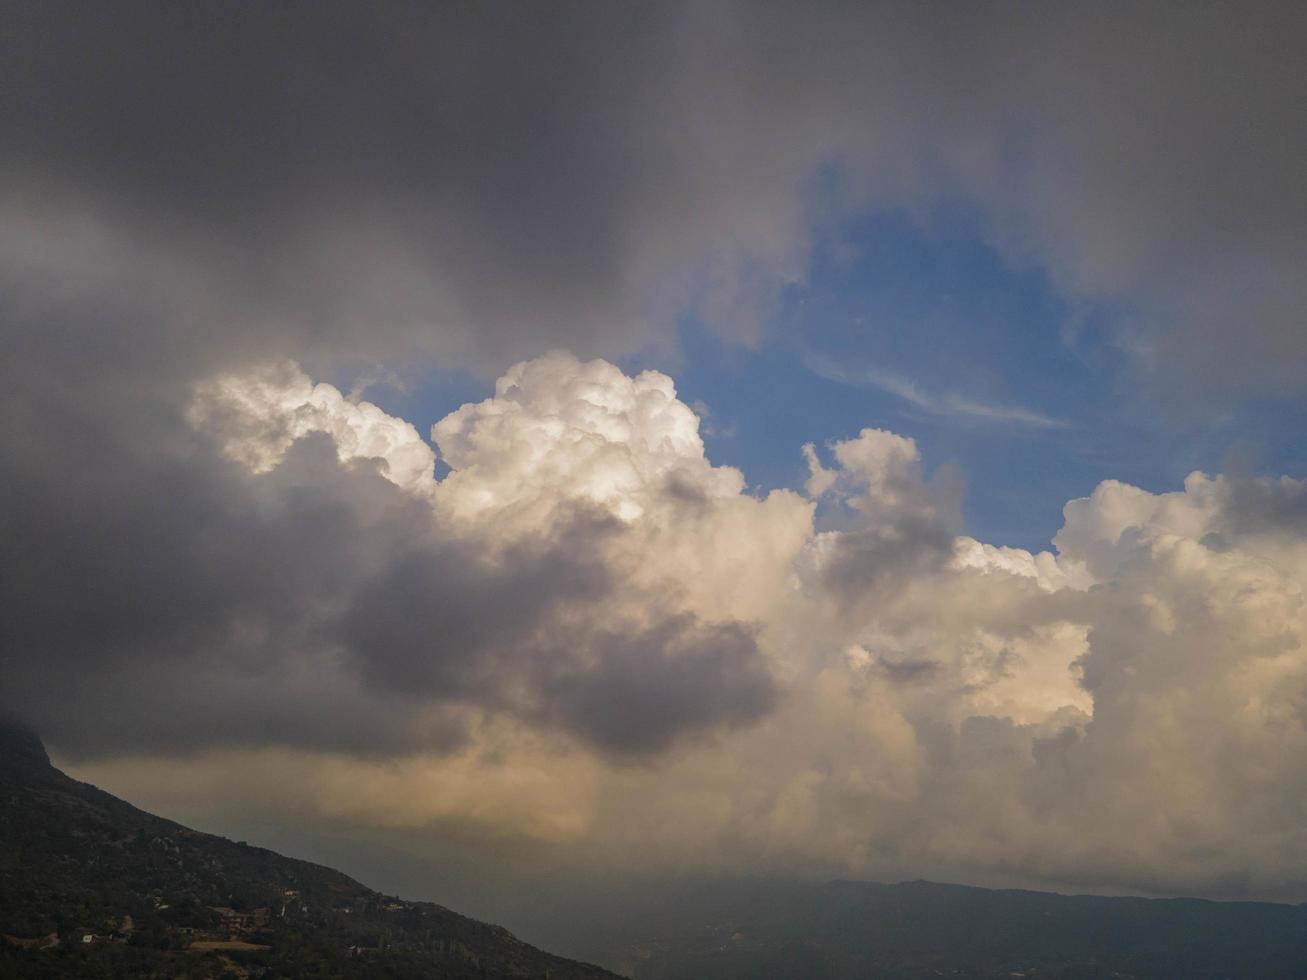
0, 723, 617, 979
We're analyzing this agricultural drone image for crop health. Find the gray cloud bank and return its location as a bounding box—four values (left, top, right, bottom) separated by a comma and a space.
3, 2, 1307, 899
4, 1, 1306, 377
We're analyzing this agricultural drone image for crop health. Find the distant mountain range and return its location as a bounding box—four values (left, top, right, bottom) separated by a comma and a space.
0, 722, 617, 979
6, 721, 1307, 979
526, 876, 1307, 979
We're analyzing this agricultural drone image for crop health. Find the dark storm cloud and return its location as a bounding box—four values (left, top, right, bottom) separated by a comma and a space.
338, 512, 616, 698
337, 504, 777, 755
812, 512, 959, 607
540, 617, 776, 757
5, 1, 1305, 378
2, 1, 695, 364
0, 419, 773, 757
1224, 475, 1307, 535
2, 1, 1306, 761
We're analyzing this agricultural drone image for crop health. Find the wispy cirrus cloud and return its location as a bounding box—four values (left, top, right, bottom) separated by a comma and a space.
803, 352, 1068, 430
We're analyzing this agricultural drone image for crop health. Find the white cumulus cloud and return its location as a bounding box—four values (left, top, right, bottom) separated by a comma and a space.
52, 352, 1307, 898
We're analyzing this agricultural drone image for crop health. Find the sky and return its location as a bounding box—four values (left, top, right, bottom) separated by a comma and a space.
4, 0, 1307, 918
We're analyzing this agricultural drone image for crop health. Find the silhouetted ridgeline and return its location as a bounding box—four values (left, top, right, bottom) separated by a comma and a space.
7, 720, 1307, 979
537, 876, 1307, 979
0, 722, 617, 979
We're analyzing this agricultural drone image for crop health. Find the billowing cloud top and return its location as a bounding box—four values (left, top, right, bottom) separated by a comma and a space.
431, 352, 746, 523
5, 350, 1304, 899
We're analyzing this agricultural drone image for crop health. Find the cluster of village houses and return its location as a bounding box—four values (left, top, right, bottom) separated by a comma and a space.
205, 904, 273, 938
2, 914, 134, 950
4, 888, 417, 953
1, 900, 272, 950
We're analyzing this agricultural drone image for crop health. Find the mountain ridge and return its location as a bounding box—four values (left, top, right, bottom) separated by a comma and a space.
0, 722, 618, 979
543, 873, 1307, 979
9, 722, 1307, 978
